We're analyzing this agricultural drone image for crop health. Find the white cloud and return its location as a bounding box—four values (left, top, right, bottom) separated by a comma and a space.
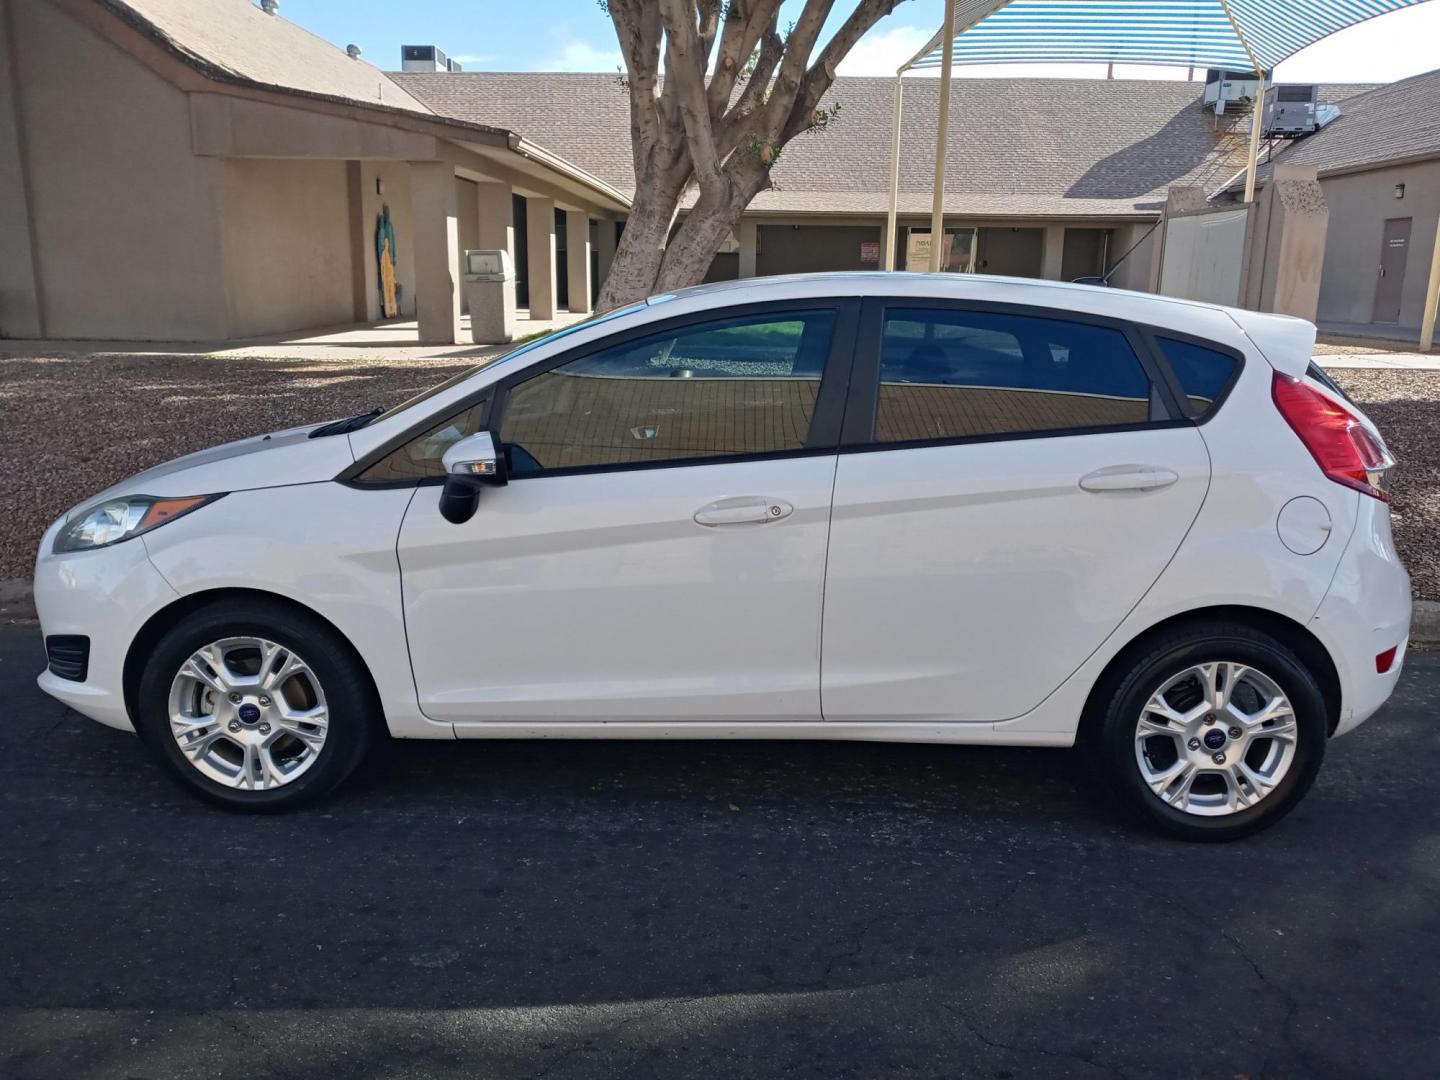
537, 39, 624, 73
836, 24, 935, 76
449, 54, 495, 65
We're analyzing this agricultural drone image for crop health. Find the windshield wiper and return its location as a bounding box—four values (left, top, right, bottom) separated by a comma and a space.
308, 407, 385, 439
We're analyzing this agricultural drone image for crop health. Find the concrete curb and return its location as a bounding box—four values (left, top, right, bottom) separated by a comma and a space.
2, 577, 1438, 643
1415, 601, 1440, 646
0, 578, 36, 621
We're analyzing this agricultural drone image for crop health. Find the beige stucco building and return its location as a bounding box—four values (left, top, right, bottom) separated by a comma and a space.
3, 0, 1435, 347
1247, 70, 1440, 337
0, 0, 627, 344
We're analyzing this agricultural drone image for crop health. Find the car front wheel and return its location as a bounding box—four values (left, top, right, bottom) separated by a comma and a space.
135, 598, 379, 810
1092, 622, 1328, 841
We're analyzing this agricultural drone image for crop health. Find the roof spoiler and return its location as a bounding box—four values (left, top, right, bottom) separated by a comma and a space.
1225, 309, 1315, 379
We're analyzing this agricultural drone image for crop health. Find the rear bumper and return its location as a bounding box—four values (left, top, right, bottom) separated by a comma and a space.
1310, 498, 1411, 737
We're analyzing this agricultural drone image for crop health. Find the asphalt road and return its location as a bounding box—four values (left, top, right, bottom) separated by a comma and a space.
2, 624, 1437, 1080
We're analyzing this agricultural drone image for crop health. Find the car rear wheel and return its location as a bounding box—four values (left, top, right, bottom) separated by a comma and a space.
135, 598, 379, 810
1092, 622, 1328, 841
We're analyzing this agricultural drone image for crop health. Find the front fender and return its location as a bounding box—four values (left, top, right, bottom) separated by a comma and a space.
142, 482, 452, 739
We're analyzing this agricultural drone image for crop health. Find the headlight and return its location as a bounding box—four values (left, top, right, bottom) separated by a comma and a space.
53, 494, 224, 554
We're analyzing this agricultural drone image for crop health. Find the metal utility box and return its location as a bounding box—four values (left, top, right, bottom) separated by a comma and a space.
462, 249, 516, 345
1262, 84, 1320, 138
401, 45, 462, 73
1203, 68, 1262, 116
463, 249, 513, 282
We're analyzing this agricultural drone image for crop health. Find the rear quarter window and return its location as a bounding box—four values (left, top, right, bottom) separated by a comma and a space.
1155, 337, 1240, 418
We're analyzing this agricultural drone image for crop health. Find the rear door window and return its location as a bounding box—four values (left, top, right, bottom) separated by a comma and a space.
872, 307, 1155, 444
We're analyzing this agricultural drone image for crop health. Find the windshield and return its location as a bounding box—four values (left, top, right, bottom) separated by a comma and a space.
369, 302, 650, 426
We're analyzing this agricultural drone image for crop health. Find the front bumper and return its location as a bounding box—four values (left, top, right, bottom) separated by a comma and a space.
33, 523, 179, 732
1310, 498, 1412, 738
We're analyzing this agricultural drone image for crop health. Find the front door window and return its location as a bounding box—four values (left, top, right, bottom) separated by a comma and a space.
497, 311, 836, 474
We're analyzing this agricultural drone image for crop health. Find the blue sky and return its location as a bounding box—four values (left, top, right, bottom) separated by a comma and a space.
282, 0, 1440, 84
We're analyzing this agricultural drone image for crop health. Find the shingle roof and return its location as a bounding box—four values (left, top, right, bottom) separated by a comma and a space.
391, 72, 635, 191
106, 0, 432, 114
1259, 67, 1440, 181
393, 72, 1372, 218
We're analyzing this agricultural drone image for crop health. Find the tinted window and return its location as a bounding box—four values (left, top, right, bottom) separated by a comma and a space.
498, 311, 835, 474
355, 399, 491, 483
1157, 337, 1239, 417
874, 308, 1153, 443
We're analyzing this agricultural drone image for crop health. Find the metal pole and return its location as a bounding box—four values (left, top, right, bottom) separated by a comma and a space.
884, 73, 904, 271
1421, 220, 1440, 353
928, 0, 956, 272
1243, 70, 1267, 203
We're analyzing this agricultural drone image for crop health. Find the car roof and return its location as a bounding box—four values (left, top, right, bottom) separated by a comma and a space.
646, 272, 1313, 377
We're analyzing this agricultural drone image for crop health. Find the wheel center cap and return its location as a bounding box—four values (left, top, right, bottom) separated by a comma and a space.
1203, 728, 1228, 751
237, 702, 263, 725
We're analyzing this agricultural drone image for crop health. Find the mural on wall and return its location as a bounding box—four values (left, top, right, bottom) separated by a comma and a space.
376, 205, 399, 318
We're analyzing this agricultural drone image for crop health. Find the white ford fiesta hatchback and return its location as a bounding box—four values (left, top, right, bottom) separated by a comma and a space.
35, 274, 1410, 839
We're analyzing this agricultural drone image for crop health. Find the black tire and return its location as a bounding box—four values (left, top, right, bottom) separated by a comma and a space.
1089, 621, 1328, 842
134, 597, 381, 811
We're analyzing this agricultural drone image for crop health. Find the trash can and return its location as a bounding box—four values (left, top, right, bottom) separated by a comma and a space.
462, 249, 516, 345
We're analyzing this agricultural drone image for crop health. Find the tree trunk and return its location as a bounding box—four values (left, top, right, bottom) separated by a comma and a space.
595, 173, 687, 312
655, 167, 769, 295
597, 0, 911, 311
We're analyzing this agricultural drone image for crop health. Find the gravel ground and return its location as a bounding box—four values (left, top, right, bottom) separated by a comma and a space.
1332, 368, 1440, 601
1, 354, 1436, 598
0, 353, 475, 580
1313, 335, 1422, 355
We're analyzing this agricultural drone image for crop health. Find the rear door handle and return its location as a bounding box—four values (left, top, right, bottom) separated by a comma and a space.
1079, 464, 1180, 493
694, 496, 793, 526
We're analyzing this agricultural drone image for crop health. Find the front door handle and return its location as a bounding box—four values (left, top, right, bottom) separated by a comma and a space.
1079, 464, 1180, 493
694, 496, 793, 526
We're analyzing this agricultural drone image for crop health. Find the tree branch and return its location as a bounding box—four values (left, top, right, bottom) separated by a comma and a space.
715, 16, 784, 157
607, 0, 666, 166
757, 0, 835, 141
659, 0, 726, 194
706, 0, 786, 120
783, 0, 907, 140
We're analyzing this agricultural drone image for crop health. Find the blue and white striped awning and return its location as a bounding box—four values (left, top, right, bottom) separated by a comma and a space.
909, 0, 1432, 72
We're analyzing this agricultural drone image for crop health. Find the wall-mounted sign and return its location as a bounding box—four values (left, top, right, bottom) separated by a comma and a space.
859, 240, 880, 263
906, 231, 951, 272
906, 229, 978, 273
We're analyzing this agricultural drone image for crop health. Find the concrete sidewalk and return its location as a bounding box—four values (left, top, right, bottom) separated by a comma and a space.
1316, 350, 1440, 370
0, 310, 590, 364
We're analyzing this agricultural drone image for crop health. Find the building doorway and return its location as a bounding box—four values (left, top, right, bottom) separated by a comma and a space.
1372, 217, 1411, 324
1062, 228, 1112, 282
977, 227, 1045, 277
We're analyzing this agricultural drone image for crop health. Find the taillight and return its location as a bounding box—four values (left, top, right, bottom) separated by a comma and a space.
1272, 373, 1394, 502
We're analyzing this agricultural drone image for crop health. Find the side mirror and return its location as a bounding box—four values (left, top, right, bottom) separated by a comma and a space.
438, 431, 507, 525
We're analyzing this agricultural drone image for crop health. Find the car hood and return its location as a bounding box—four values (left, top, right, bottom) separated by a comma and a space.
72, 423, 356, 516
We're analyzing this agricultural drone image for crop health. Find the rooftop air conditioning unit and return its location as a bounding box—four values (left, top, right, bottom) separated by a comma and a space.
1262, 84, 1321, 138
401, 45, 450, 73
1204, 68, 1262, 116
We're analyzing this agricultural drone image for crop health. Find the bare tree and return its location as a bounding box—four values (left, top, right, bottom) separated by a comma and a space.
597, 0, 911, 310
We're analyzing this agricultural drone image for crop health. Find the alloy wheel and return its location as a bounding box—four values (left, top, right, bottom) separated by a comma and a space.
167, 636, 329, 791
1133, 661, 1298, 817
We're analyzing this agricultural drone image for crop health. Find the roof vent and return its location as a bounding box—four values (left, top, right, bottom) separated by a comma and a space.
259, 0, 279, 14
346, 44, 362, 60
